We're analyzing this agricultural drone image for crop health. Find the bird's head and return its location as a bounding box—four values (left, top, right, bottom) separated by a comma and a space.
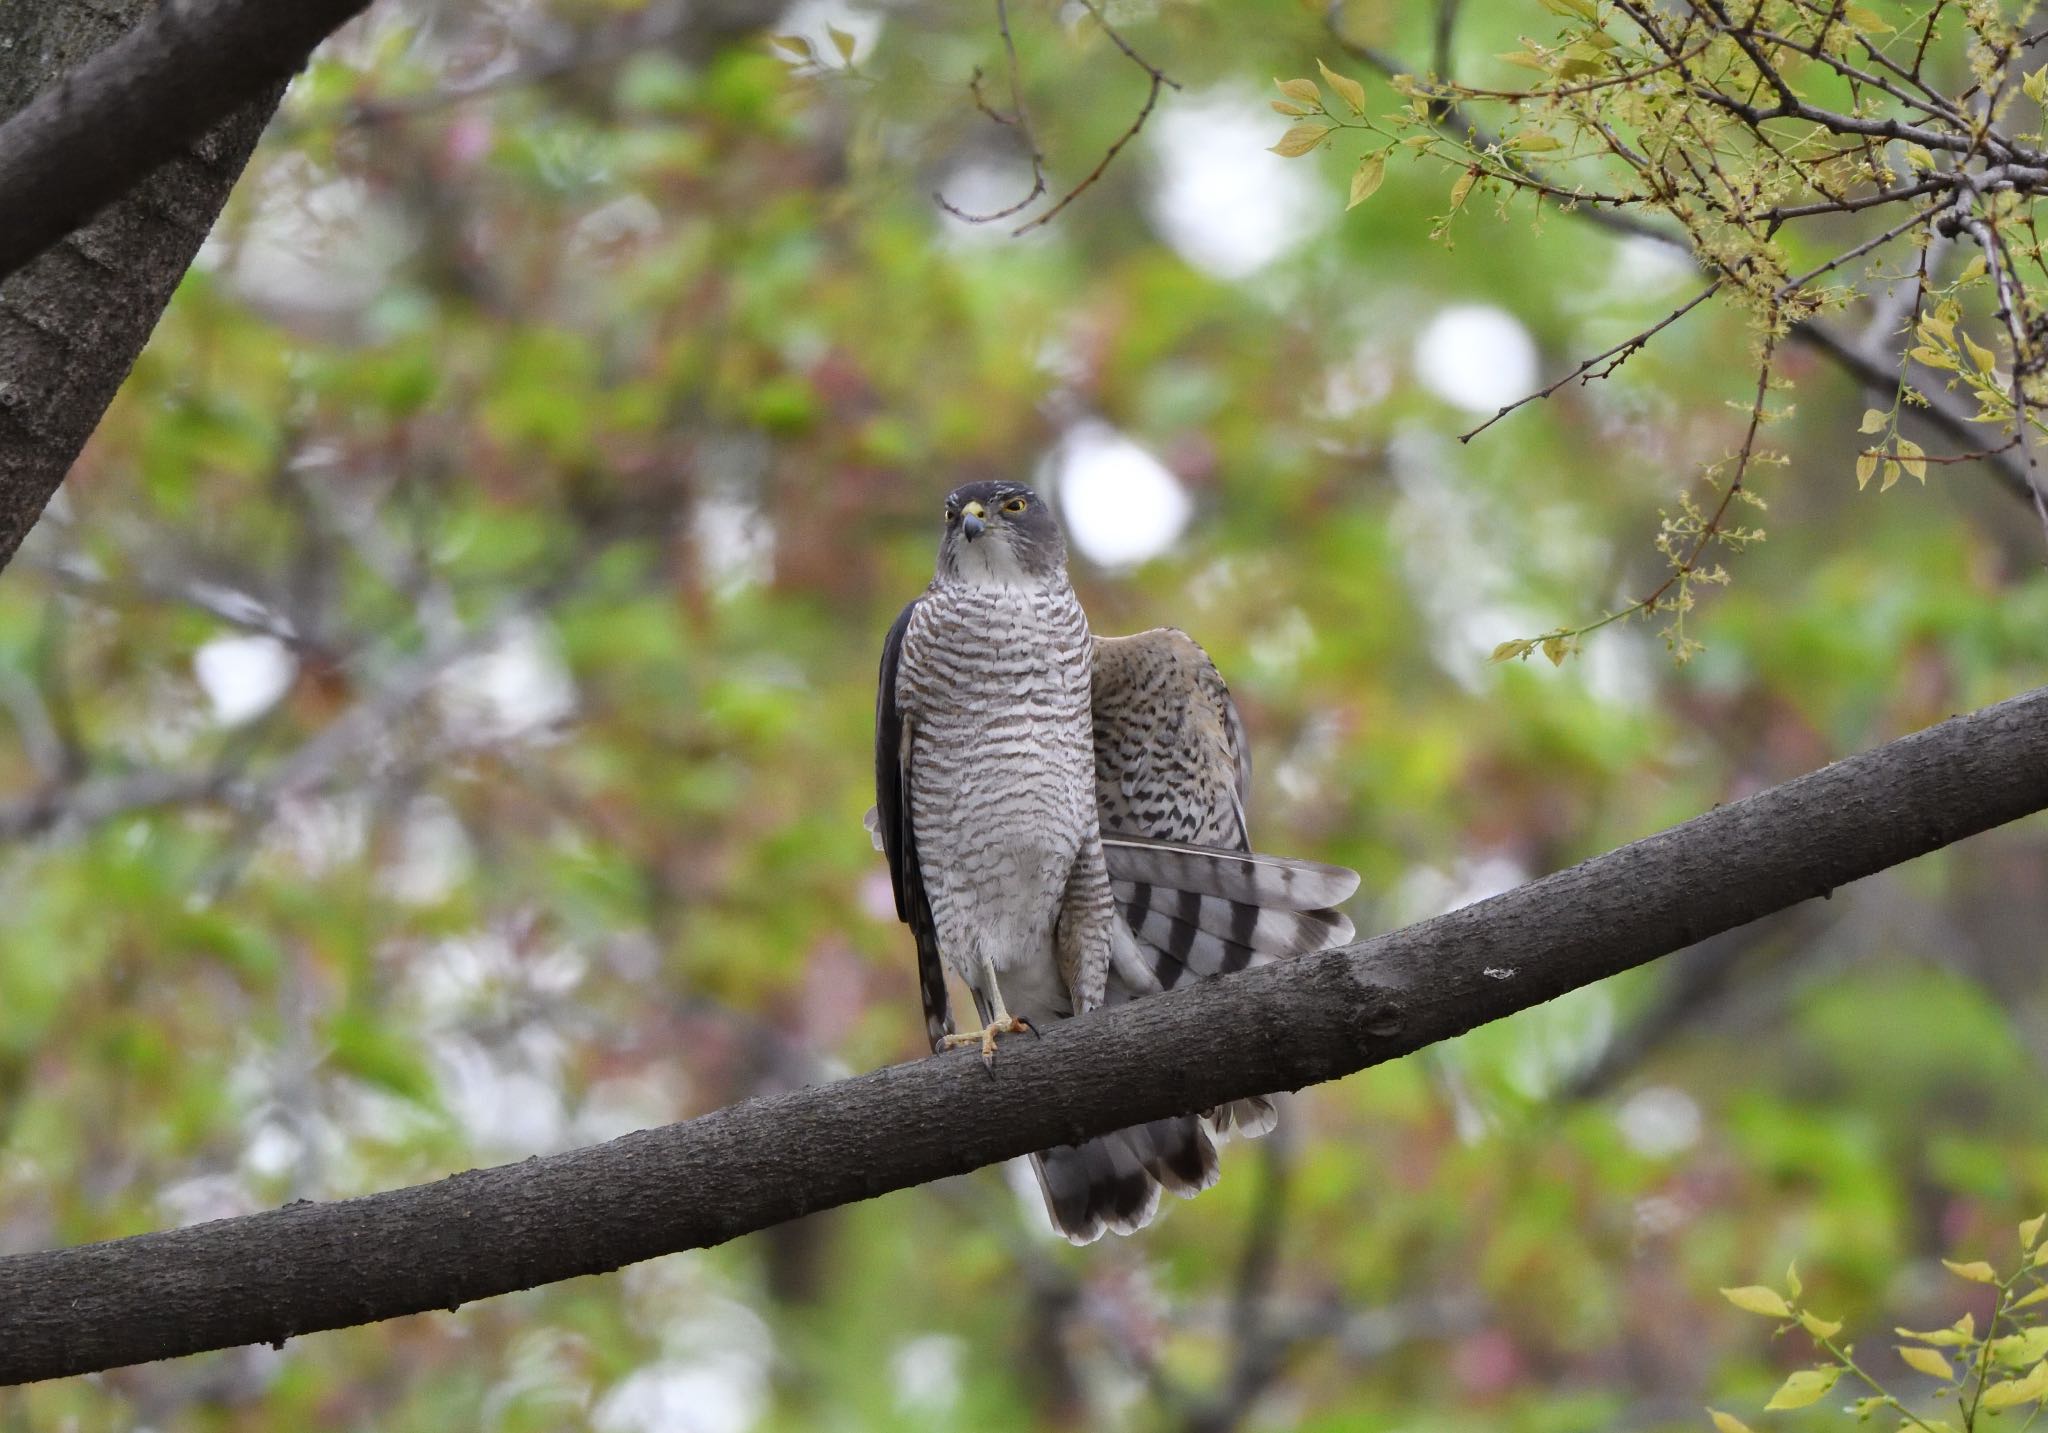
935, 481, 1067, 588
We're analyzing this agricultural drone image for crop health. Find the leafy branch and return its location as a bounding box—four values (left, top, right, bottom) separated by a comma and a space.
1278, 0, 2048, 661
1712, 1215, 2048, 1431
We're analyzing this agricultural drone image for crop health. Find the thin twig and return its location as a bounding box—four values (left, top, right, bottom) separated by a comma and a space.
1459, 279, 1724, 442
933, 0, 1048, 224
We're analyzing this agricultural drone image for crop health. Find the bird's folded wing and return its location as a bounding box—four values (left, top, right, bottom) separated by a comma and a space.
875, 598, 952, 1050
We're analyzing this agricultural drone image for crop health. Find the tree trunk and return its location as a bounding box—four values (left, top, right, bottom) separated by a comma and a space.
0, 1, 283, 574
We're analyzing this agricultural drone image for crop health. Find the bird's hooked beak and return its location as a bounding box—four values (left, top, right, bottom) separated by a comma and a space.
960, 500, 987, 542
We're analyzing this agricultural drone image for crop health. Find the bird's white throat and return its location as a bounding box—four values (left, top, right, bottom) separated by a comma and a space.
946, 534, 1053, 591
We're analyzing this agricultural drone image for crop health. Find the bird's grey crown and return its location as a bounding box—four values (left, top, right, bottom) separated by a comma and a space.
935, 480, 1067, 585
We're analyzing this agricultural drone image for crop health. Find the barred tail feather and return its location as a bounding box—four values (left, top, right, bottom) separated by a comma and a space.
1113, 880, 1354, 988
1203, 1096, 1278, 1142
1102, 834, 1360, 912
1030, 1116, 1218, 1245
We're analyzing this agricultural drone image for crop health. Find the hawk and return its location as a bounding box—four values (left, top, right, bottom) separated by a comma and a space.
873, 480, 1359, 1243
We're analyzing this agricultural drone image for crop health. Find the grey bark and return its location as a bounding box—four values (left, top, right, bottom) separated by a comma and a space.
2, 681, 2045, 1387
0, 1, 287, 576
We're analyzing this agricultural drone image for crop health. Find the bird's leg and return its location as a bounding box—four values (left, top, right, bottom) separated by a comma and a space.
937, 959, 1037, 1068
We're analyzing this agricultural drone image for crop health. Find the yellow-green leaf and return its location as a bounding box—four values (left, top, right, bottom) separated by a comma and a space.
1959, 255, 1989, 283
1270, 123, 1332, 158
1348, 151, 1388, 209
1981, 1361, 2048, 1410
1903, 143, 1936, 170
1910, 345, 1957, 371
2022, 1214, 2045, 1251
1990, 1328, 2048, 1366
1706, 1412, 1754, 1433
1539, 0, 1600, 17
2013, 1285, 2048, 1310
1945, 1259, 1997, 1284
1271, 100, 1311, 116
1542, 635, 1569, 666
1899, 1344, 1956, 1380
1448, 168, 1478, 209
1317, 59, 1368, 116
1881, 457, 1901, 492
1786, 1263, 1802, 1299
1898, 1312, 1976, 1345
1963, 333, 1998, 373
1510, 132, 1564, 152
1275, 76, 1321, 106
1721, 1286, 1792, 1319
1859, 407, 1888, 433
1490, 639, 1534, 663
1798, 1310, 1842, 1339
827, 24, 857, 62
1856, 450, 1879, 489
1895, 437, 1927, 482
2026, 66, 2048, 104
1764, 1367, 1841, 1410
1498, 49, 1551, 71
770, 32, 815, 60
1845, 3, 1894, 30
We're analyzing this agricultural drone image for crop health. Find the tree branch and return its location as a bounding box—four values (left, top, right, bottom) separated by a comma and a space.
0, 0, 375, 286
3, 683, 2046, 1386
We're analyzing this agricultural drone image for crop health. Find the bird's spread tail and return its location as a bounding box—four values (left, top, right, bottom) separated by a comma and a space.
1030, 1115, 1220, 1245
1102, 833, 1359, 991
1102, 834, 1356, 1151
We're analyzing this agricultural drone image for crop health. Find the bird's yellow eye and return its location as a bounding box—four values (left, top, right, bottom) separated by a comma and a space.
1002, 497, 1028, 515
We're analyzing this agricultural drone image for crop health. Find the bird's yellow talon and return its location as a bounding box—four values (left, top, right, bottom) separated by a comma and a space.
939, 1015, 1034, 1068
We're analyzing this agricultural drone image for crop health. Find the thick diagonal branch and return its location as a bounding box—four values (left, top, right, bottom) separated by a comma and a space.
0, 0, 375, 286
2, 683, 2046, 1387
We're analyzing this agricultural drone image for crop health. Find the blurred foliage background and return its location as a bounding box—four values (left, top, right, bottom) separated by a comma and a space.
2, 0, 2046, 1428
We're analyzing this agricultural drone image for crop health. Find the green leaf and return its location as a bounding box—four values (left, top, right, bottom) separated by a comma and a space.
1721, 1286, 1792, 1318
1705, 1412, 1754, 1433
1317, 59, 1368, 116
1510, 132, 1564, 152
2026, 66, 2048, 104
1448, 168, 1478, 209
827, 24, 857, 62
1764, 1367, 1841, 1410
1785, 1262, 1802, 1299
1348, 151, 1388, 209
1945, 1258, 1998, 1283
1270, 123, 1333, 158
2020, 1214, 2044, 1251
